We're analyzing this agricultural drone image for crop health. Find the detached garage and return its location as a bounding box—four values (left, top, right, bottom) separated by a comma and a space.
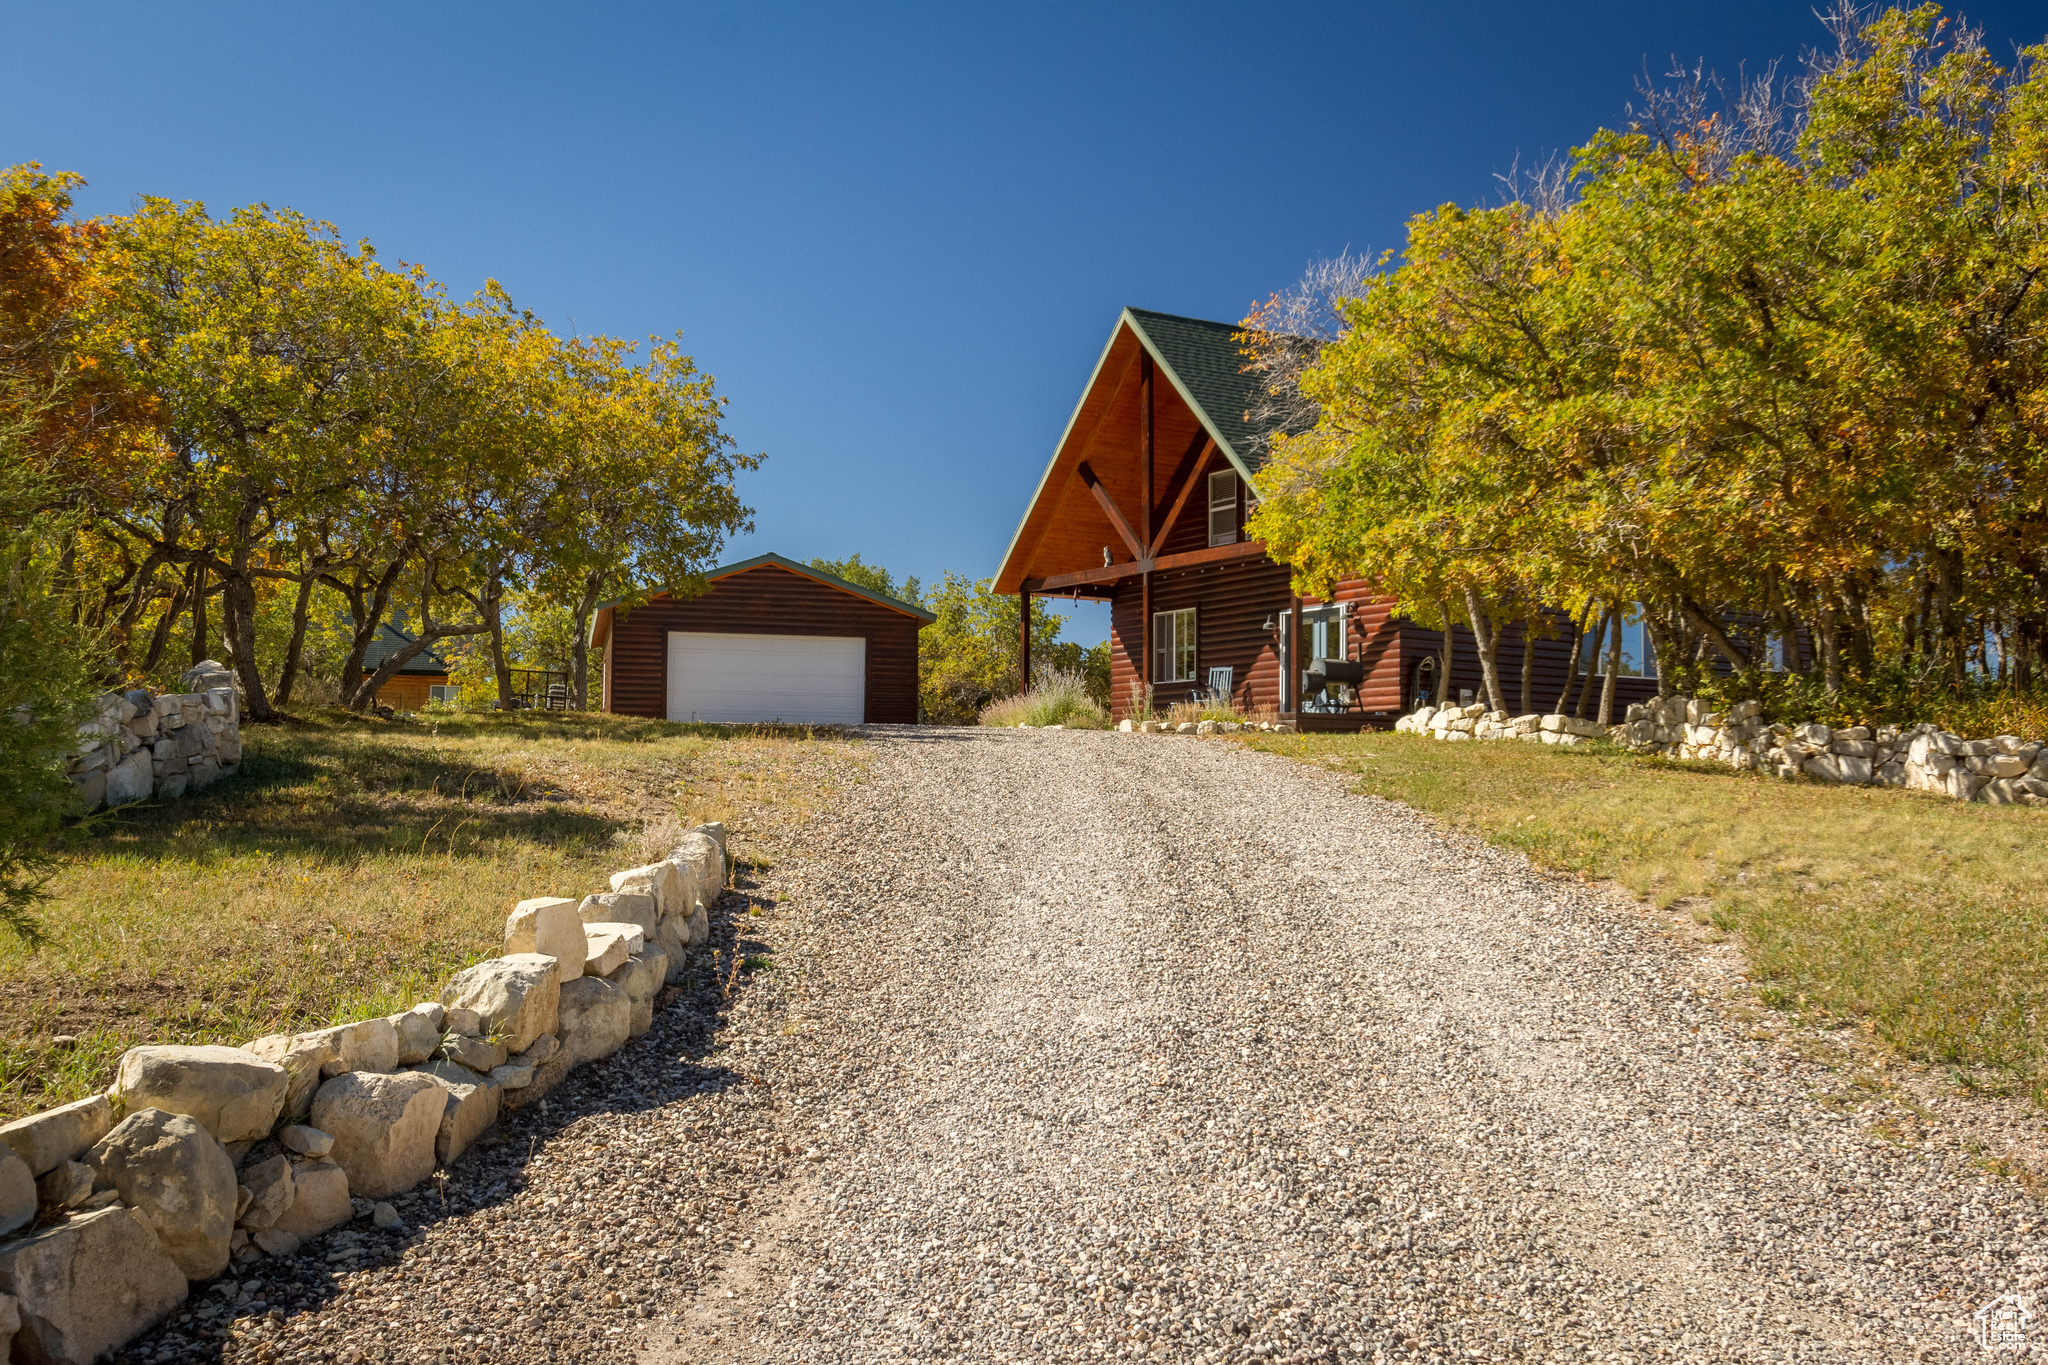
590, 552, 933, 724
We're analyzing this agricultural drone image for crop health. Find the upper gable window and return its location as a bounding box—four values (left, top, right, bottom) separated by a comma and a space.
1208, 469, 1239, 547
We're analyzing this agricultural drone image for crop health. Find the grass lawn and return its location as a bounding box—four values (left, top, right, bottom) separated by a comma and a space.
1251, 731, 2048, 1104
0, 708, 860, 1121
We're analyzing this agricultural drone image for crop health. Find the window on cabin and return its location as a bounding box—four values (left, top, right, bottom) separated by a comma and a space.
1208, 469, 1239, 547
1576, 606, 1657, 677
1153, 608, 1197, 682
428, 684, 459, 704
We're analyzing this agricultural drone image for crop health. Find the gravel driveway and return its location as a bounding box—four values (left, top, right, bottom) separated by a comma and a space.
119, 727, 2043, 1365
645, 728, 2041, 1365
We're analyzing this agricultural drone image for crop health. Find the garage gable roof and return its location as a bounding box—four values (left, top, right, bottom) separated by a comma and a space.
590, 551, 935, 646
706, 553, 936, 622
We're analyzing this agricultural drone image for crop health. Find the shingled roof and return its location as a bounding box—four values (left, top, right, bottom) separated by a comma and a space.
360, 624, 452, 676
1121, 308, 1277, 472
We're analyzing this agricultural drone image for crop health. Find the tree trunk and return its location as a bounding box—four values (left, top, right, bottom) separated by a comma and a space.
1818, 594, 1842, 694
189, 561, 210, 668
216, 556, 275, 722
1598, 601, 1623, 725
1573, 608, 1610, 720
569, 571, 605, 710
1519, 617, 1536, 714
329, 552, 415, 710
142, 562, 197, 677
1554, 601, 1594, 715
481, 571, 513, 709
274, 570, 317, 707
1642, 608, 1674, 698
1462, 584, 1505, 711
1677, 596, 1757, 678
1433, 600, 1455, 706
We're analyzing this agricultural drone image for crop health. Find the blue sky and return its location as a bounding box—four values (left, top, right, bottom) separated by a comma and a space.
5, 1, 2043, 645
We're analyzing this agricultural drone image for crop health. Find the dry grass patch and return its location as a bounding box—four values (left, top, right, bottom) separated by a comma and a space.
1252, 730, 2048, 1103
0, 708, 861, 1120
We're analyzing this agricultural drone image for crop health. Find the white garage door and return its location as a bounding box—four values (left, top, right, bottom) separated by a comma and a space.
666, 632, 866, 724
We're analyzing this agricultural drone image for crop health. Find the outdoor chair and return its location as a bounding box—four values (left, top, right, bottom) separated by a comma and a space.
1204, 666, 1234, 708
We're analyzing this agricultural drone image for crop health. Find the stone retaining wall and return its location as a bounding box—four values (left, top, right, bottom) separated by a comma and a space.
1396, 696, 2048, 807
67, 660, 243, 813
0, 822, 730, 1363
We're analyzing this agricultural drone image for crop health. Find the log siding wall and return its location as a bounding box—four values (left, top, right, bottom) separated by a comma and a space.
604, 565, 922, 723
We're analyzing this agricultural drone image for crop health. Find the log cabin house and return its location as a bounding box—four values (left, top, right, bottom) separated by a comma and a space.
362, 624, 457, 710
995, 308, 1661, 728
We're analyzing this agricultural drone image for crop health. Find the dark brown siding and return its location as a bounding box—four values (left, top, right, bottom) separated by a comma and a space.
1105, 550, 1665, 725
606, 564, 923, 723
1394, 616, 1660, 716
1106, 560, 1410, 723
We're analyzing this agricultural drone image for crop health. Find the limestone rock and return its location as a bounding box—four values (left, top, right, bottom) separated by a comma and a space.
651, 913, 687, 981
669, 832, 723, 910
243, 1035, 335, 1125
489, 1059, 535, 1090
438, 1032, 506, 1074
297, 1017, 400, 1078
557, 975, 631, 1068
504, 1039, 574, 1110
112, 1045, 288, 1145
270, 1158, 350, 1239
440, 954, 561, 1054
609, 861, 684, 916
252, 1227, 300, 1257
611, 949, 667, 1037
444, 1007, 483, 1037
391, 1005, 443, 1065
504, 897, 586, 980
310, 1071, 444, 1200
236, 1154, 295, 1230
582, 922, 645, 978
578, 890, 659, 936
34, 1161, 91, 1212
0, 1292, 16, 1362
0, 1148, 33, 1236
0, 1094, 113, 1177
0, 1205, 187, 1365
85, 1108, 237, 1279
684, 902, 711, 948
106, 749, 153, 807
409, 1061, 502, 1167
278, 1125, 334, 1157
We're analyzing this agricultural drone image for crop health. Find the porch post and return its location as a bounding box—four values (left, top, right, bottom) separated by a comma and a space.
1139, 354, 1154, 713
1019, 586, 1031, 693
1287, 592, 1302, 716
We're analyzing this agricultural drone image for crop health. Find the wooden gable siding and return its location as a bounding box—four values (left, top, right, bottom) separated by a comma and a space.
605, 564, 921, 723
1006, 336, 1214, 590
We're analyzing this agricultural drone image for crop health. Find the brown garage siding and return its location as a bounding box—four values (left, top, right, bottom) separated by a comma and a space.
606, 564, 922, 723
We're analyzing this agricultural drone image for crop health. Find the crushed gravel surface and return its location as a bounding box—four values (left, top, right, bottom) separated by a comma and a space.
119, 728, 2043, 1365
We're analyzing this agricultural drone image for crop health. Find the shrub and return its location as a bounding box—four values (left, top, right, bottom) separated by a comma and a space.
980, 671, 1109, 729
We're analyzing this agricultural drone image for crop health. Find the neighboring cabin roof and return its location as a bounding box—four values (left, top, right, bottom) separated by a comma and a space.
589, 550, 936, 647
362, 624, 451, 677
